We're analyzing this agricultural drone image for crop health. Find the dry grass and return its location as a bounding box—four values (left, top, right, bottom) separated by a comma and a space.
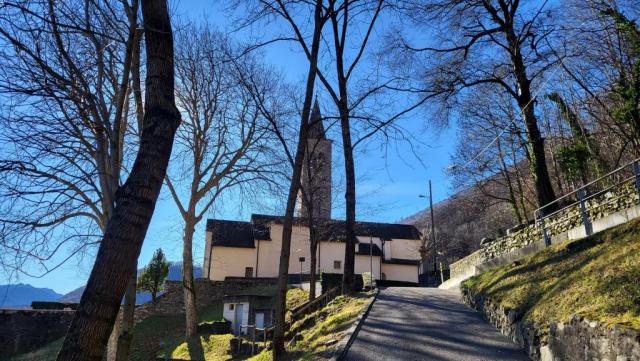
462, 218, 640, 330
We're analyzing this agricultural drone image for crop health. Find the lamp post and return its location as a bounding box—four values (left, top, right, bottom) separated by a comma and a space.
298, 257, 305, 285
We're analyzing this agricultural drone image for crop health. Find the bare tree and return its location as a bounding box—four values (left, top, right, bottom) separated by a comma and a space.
166, 25, 273, 339
56, 0, 180, 359
450, 87, 534, 224
230, 0, 326, 356
0, 1, 144, 359
559, 1, 640, 160
397, 0, 561, 212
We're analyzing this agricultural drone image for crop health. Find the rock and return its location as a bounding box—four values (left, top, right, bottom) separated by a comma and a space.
480, 237, 495, 247
507, 224, 527, 235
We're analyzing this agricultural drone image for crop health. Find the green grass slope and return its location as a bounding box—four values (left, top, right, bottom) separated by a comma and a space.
462, 218, 640, 330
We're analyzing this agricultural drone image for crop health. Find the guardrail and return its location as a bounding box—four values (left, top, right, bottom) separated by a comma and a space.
535, 158, 640, 246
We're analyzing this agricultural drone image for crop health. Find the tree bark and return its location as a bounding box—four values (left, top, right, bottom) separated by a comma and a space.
114, 272, 137, 361
340, 104, 357, 295
330, 9, 357, 295
308, 229, 318, 301
183, 216, 198, 339
56, 1, 180, 359
273, 1, 323, 356
505, 27, 557, 213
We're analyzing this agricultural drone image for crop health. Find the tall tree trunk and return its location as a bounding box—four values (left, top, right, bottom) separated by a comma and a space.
308, 231, 318, 301
340, 104, 357, 296
183, 216, 198, 339
114, 272, 137, 361
506, 29, 557, 213
273, 2, 323, 357
56, 1, 180, 359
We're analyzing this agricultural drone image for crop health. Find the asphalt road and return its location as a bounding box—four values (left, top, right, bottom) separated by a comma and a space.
344, 287, 529, 361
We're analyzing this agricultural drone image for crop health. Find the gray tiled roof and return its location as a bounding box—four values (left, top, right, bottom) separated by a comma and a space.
207, 214, 422, 249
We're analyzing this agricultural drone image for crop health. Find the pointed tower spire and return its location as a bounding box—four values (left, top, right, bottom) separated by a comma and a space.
307, 98, 326, 139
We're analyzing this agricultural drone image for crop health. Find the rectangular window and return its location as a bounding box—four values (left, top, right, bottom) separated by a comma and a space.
245, 267, 254, 278
333, 261, 341, 270
229, 304, 234, 311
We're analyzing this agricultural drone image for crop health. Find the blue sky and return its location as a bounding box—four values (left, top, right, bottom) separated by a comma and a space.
2, 0, 457, 294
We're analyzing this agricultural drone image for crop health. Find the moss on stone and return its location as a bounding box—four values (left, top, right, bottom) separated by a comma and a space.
463, 218, 640, 330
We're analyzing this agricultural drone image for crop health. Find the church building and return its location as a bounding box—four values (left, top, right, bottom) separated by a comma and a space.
202, 101, 422, 284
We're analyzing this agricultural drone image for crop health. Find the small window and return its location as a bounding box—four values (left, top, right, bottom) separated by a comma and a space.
229, 304, 235, 311
333, 260, 341, 270
245, 267, 253, 278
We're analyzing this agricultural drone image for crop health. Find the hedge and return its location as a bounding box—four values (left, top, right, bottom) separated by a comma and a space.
31, 301, 79, 310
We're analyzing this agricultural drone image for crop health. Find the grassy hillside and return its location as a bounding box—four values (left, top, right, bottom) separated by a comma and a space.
462, 218, 640, 330
169, 292, 373, 361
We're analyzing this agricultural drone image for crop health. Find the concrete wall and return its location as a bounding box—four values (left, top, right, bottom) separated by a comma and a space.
0, 309, 74, 358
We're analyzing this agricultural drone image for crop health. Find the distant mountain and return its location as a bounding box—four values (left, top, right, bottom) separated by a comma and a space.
58, 262, 202, 304
0, 283, 63, 308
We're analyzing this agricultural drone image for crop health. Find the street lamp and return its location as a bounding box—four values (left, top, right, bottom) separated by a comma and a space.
298, 257, 305, 285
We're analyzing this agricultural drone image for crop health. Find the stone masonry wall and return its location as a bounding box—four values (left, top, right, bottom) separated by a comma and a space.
479, 180, 639, 261
4, 278, 277, 359
133, 277, 278, 323
461, 288, 640, 361
449, 249, 482, 280
0, 309, 74, 358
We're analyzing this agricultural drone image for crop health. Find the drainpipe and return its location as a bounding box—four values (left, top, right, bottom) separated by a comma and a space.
255, 238, 260, 278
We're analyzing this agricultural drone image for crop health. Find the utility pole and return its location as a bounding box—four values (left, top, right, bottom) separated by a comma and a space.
420, 181, 443, 286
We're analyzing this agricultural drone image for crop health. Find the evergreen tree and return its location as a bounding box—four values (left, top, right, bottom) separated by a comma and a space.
137, 249, 170, 304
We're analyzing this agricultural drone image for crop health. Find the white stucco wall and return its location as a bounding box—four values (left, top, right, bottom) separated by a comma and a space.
318, 241, 344, 274
223, 302, 249, 334
205, 223, 421, 283
256, 224, 318, 277
209, 246, 256, 281
382, 263, 418, 283
389, 238, 421, 260
355, 254, 381, 279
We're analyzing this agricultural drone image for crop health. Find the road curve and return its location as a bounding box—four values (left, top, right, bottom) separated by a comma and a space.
344, 287, 529, 361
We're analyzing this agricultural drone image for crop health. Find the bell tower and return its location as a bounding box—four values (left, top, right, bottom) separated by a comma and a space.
297, 100, 332, 220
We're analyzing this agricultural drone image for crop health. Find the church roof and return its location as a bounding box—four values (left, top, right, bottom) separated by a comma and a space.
307, 99, 326, 140
207, 214, 422, 248
206, 219, 255, 248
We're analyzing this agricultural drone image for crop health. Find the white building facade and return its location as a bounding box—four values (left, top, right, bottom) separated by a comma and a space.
202, 102, 422, 284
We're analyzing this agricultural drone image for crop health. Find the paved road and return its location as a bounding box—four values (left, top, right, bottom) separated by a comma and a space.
344, 287, 529, 361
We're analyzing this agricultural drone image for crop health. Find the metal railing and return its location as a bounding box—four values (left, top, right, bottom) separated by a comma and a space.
534, 158, 640, 246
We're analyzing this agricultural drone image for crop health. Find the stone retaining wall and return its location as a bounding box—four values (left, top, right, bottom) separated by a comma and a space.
448, 249, 482, 280
5, 278, 277, 359
134, 277, 278, 322
461, 288, 640, 361
480, 181, 638, 261
0, 309, 74, 358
